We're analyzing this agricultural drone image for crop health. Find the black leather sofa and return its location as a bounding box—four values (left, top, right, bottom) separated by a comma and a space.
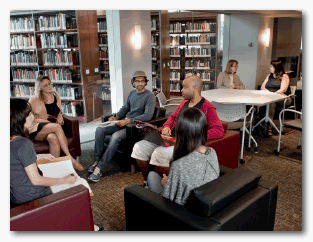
101, 106, 168, 172
124, 165, 278, 231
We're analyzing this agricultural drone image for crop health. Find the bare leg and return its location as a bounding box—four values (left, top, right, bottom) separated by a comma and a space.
45, 133, 61, 157
35, 123, 83, 171
136, 159, 150, 181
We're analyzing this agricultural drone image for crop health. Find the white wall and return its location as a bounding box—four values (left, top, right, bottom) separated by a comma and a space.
107, 10, 152, 113
228, 15, 260, 90
255, 16, 274, 89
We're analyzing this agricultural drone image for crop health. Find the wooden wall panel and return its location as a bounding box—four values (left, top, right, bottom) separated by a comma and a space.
77, 10, 102, 122
159, 11, 170, 99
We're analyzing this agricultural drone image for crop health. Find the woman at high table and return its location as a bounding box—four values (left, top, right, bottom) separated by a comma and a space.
261, 59, 291, 136
217, 59, 245, 90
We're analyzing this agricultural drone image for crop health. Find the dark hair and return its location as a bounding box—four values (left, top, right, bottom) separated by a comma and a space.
10, 98, 32, 138
271, 59, 285, 82
131, 76, 149, 88
170, 107, 207, 166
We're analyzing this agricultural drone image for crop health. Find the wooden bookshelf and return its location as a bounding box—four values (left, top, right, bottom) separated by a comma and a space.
168, 17, 218, 95
10, 10, 102, 122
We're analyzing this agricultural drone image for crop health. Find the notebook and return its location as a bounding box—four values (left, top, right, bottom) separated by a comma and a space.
134, 120, 176, 147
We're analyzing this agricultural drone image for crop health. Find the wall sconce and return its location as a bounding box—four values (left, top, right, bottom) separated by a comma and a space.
263, 28, 270, 47
132, 25, 141, 50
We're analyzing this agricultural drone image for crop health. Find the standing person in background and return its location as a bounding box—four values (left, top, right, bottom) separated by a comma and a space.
88, 71, 156, 182
217, 59, 245, 89
261, 59, 291, 136
146, 107, 220, 206
29, 76, 84, 171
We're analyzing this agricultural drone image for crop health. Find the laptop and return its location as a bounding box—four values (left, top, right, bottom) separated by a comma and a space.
134, 120, 176, 147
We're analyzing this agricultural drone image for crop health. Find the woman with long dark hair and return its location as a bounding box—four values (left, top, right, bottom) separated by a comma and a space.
146, 107, 219, 206
261, 59, 292, 135
10, 98, 78, 206
28, 75, 83, 170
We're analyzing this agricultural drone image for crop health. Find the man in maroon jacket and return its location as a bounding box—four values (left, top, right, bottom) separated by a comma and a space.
131, 75, 224, 182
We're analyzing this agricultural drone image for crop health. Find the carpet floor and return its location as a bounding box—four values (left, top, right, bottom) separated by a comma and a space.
77, 119, 302, 231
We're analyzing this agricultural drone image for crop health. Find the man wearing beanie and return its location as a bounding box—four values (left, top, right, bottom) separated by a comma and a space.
88, 71, 156, 182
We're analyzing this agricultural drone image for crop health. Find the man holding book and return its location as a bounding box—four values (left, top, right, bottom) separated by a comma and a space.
131, 75, 224, 183
88, 71, 156, 182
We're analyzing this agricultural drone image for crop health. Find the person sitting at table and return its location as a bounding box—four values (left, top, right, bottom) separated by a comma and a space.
131, 75, 224, 184
28, 75, 84, 171
145, 107, 220, 205
261, 59, 292, 136
217, 59, 245, 89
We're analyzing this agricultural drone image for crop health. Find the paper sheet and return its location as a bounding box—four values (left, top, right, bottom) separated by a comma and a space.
38, 159, 93, 196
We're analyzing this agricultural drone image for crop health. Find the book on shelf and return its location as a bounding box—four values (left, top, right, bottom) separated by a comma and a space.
98, 21, 107, 32
37, 156, 93, 196
151, 19, 159, 31
185, 21, 216, 32
54, 85, 82, 100
10, 17, 35, 33
44, 68, 73, 83
10, 34, 36, 50
37, 13, 76, 31
12, 68, 39, 82
10, 52, 38, 66
12, 84, 35, 98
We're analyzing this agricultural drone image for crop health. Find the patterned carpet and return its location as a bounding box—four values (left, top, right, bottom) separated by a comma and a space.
77, 119, 302, 231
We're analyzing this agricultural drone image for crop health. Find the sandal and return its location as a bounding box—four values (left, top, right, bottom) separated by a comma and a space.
72, 160, 84, 171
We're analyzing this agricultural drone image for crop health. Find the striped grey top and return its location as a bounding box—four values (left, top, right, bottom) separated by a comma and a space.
162, 147, 220, 206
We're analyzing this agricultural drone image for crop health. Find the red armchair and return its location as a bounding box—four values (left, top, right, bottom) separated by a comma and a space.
32, 115, 81, 159
206, 122, 240, 169
10, 185, 93, 231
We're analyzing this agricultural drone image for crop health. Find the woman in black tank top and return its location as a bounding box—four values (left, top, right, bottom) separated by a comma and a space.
261, 60, 292, 135
28, 76, 84, 171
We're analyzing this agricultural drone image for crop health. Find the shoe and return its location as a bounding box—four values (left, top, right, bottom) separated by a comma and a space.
88, 161, 99, 173
88, 167, 102, 182
72, 161, 84, 171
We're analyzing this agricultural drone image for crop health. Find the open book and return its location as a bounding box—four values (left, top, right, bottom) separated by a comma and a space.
37, 156, 94, 196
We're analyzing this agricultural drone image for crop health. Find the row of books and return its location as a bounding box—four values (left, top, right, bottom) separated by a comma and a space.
10, 18, 35, 33
185, 35, 216, 45
38, 13, 76, 31
44, 69, 74, 83
100, 48, 109, 59
202, 82, 213, 91
102, 91, 111, 100
11, 84, 35, 98
170, 22, 182, 33
152, 48, 159, 59
170, 71, 181, 80
100, 62, 109, 72
151, 19, 159, 31
152, 63, 160, 74
170, 59, 181, 69
11, 68, 39, 82
38, 33, 78, 49
185, 59, 215, 69
170, 47, 184, 56
10, 34, 36, 50
185, 47, 216, 57
185, 22, 216, 32
185, 70, 212, 81
99, 34, 108, 45
10, 52, 38, 66
61, 101, 84, 117
151, 34, 159, 45
152, 77, 161, 89
43, 50, 79, 66
170, 81, 182, 92
54, 85, 82, 100
98, 21, 107, 32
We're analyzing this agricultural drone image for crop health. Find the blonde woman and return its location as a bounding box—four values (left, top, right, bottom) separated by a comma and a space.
217, 59, 245, 89
28, 76, 83, 171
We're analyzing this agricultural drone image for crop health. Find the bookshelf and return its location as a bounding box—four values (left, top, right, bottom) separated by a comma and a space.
168, 17, 217, 95
10, 10, 101, 122
97, 16, 111, 115
151, 13, 161, 95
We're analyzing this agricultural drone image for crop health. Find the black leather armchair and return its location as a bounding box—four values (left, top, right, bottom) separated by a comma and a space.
100, 106, 168, 172
124, 165, 278, 231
